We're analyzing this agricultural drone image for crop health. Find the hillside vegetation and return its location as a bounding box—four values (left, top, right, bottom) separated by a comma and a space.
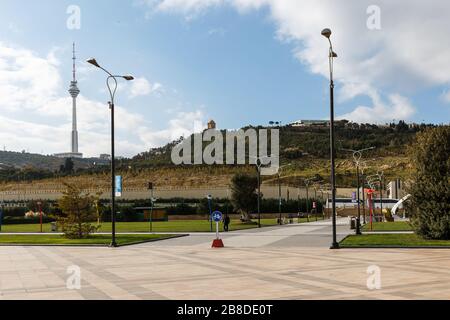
0, 121, 441, 190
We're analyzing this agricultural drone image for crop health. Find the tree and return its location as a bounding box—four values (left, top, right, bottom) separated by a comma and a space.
60, 158, 74, 174
408, 126, 450, 240
230, 173, 258, 221
55, 183, 98, 239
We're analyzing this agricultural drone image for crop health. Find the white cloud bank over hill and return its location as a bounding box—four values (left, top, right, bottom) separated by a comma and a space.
143, 0, 450, 123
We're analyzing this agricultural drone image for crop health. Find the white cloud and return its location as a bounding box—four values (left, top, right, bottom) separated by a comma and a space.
0, 42, 198, 157
338, 94, 415, 124
138, 110, 206, 147
141, 0, 450, 122
208, 27, 227, 36
0, 42, 61, 112
129, 77, 164, 98
147, 0, 266, 14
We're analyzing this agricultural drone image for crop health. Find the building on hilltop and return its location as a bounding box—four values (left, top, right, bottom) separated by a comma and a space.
290, 119, 349, 128
207, 120, 217, 130
291, 120, 329, 127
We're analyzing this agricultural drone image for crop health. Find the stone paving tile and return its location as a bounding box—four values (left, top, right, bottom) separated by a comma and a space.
1, 222, 450, 300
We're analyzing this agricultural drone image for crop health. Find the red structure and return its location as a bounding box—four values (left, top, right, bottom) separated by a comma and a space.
212, 239, 224, 248
365, 189, 375, 231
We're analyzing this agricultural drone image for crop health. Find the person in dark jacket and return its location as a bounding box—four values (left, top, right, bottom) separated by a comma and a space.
223, 215, 231, 232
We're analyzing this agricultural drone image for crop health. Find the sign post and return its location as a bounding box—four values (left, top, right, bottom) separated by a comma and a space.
207, 195, 213, 232
148, 182, 154, 232
211, 211, 224, 248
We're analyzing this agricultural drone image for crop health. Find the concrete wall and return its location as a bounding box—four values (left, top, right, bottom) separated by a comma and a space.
0, 186, 355, 202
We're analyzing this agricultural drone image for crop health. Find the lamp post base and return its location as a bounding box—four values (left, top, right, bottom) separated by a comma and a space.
110, 242, 118, 248
330, 242, 340, 250
356, 218, 362, 235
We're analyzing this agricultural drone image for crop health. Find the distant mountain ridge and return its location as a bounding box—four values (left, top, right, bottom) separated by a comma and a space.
0, 150, 106, 171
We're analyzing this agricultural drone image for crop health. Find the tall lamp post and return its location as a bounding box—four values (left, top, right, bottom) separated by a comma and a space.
377, 171, 384, 218
255, 159, 263, 228
251, 156, 269, 228
207, 195, 213, 232
321, 28, 339, 249
304, 178, 311, 217
361, 172, 367, 224
277, 164, 291, 225
87, 58, 134, 247
37, 201, 43, 233
0, 200, 4, 232
360, 159, 375, 224
148, 182, 155, 233
341, 147, 375, 235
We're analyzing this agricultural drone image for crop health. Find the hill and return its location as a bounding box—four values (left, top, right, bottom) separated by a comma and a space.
0, 121, 441, 191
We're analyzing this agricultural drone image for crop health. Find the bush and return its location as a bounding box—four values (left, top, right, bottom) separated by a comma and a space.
260, 199, 323, 214
1, 216, 54, 225
2, 207, 27, 218
117, 206, 144, 222
167, 203, 198, 216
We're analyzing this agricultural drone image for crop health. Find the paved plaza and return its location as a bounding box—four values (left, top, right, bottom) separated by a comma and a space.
1, 219, 450, 300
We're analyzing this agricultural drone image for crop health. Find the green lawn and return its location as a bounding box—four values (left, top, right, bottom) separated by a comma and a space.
0, 217, 321, 233
341, 234, 450, 247
0, 234, 177, 246
362, 221, 413, 232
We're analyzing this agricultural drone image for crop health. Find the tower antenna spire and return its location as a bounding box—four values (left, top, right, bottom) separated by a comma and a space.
72, 42, 76, 82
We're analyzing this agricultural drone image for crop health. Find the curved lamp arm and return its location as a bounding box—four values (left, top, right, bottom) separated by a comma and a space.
107, 76, 118, 105
86, 58, 134, 104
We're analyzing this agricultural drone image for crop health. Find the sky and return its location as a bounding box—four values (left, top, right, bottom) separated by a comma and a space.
0, 0, 449, 158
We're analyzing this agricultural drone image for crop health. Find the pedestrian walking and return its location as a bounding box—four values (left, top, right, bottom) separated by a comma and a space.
224, 215, 231, 232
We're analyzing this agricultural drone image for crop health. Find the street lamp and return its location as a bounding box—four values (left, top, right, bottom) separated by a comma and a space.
37, 201, 43, 233
148, 182, 155, 233
251, 155, 270, 228
304, 178, 312, 220
87, 58, 134, 247
321, 28, 339, 249
341, 147, 375, 235
0, 200, 3, 232
150, 197, 157, 233
277, 164, 291, 225
377, 171, 385, 218
255, 159, 263, 228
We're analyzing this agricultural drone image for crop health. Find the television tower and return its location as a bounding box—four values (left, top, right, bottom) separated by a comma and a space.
68, 42, 80, 154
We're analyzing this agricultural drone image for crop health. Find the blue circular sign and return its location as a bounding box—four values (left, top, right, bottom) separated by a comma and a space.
212, 211, 223, 222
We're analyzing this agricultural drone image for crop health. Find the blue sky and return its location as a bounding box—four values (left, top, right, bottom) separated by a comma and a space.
0, 0, 449, 157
